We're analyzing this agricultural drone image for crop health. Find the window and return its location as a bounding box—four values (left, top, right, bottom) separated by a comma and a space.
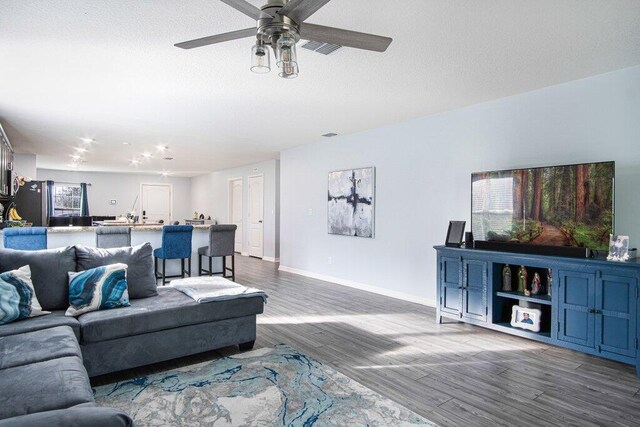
53, 184, 82, 216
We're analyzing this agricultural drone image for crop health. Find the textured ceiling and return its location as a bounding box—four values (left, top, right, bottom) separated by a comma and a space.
1, 0, 640, 176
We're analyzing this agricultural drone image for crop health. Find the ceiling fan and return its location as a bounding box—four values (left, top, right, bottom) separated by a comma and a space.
174, 0, 393, 79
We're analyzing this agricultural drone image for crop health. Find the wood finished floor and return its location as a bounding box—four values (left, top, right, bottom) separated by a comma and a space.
94, 256, 640, 426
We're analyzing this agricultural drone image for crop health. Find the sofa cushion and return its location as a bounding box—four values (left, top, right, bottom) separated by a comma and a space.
0, 265, 50, 325
0, 406, 134, 427
0, 247, 76, 311
0, 310, 80, 339
0, 325, 81, 369
66, 264, 130, 317
75, 243, 157, 299
0, 356, 94, 420
78, 287, 264, 343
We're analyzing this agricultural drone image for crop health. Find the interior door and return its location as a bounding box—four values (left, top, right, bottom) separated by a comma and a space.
141, 184, 171, 223
229, 178, 243, 253
248, 175, 264, 258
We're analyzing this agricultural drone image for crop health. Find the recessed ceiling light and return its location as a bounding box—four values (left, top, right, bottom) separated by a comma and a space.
156, 145, 168, 151
141, 152, 152, 159
71, 154, 82, 161
322, 132, 338, 137
160, 171, 172, 177
130, 159, 140, 165
122, 142, 130, 145
74, 147, 88, 153
69, 163, 79, 168
80, 138, 94, 143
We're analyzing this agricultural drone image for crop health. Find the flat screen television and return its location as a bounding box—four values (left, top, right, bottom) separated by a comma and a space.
471, 161, 614, 251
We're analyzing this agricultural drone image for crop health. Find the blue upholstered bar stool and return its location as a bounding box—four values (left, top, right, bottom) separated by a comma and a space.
154, 225, 193, 286
3, 227, 47, 250
95, 226, 131, 249
198, 224, 237, 281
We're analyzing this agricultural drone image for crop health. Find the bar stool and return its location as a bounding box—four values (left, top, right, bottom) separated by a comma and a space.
3, 227, 47, 250
95, 226, 131, 249
198, 224, 237, 281
154, 225, 193, 286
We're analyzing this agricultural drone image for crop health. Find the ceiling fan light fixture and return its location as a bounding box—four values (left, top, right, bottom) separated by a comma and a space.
276, 33, 299, 79
278, 61, 299, 79
250, 41, 271, 74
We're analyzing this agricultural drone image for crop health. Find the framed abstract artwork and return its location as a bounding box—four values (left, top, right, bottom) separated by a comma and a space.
327, 167, 375, 238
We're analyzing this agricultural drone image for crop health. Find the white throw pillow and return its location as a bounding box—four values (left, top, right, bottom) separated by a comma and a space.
0, 265, 50, 325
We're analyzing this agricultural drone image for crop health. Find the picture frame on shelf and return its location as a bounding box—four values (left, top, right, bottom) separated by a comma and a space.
510, 305, 541, 333
607, 234, 630, 262
445, 221, 466, 247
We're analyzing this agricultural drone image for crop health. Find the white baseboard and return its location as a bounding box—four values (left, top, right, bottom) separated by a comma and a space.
241, 251, 249, 257
278, 265, 436, 308
263, 256, 280, 263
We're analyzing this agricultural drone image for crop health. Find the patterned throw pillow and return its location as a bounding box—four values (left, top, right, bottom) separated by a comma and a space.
0, 265, 50, 325
65, 263, 131, 317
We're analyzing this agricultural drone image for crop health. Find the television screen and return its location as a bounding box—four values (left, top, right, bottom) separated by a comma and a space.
471, 161, 614, 250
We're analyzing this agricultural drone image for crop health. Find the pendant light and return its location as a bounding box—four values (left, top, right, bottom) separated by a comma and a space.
250, 41, 271, 74
275, 33, 299, 79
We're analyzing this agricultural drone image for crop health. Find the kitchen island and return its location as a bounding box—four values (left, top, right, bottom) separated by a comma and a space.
0, 225, 223, 277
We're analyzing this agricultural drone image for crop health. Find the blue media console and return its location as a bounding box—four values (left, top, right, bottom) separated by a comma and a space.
434, 245, 640, 376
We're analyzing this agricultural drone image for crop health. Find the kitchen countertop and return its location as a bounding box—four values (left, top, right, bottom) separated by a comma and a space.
1, 225, 213, 233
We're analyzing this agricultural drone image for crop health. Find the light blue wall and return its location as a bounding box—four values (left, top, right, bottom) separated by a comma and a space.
280, 65, 640, 305
190, 159, 280, 260
37, 168, 193, 222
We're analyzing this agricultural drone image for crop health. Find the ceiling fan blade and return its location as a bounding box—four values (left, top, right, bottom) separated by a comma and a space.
219, 0, 272, 20
174, 27, 256, 49
277, 0, 332, 23
299, 23, 392, 52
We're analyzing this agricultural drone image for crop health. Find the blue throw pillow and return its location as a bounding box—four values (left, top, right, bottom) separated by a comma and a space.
65, 263, 130, 317
0, 265, 50, 325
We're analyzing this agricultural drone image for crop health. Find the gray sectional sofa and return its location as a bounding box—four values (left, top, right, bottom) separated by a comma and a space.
0, 244, 265, 425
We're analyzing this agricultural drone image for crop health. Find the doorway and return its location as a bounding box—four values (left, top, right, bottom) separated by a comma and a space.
228, 178, 243, 253
248, 174, 264, 258
140, 184, 172, 223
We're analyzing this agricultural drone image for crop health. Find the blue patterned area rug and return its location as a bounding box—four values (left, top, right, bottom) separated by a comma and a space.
93, 344, 435, 426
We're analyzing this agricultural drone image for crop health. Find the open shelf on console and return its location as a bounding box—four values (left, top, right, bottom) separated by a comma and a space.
495, 291, 552, 306
492, 322, 552, 342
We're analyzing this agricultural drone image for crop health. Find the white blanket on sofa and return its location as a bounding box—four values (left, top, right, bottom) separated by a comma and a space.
168, 277, 268, 304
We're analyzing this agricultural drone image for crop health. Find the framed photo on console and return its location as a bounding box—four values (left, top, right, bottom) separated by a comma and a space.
445, 221, 466, 247
510, 305, 541, 332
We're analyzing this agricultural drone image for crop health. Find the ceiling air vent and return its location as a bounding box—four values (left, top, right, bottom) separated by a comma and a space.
301, 40, 342, 55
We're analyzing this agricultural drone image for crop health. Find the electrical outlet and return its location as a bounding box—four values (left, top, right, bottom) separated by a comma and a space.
308, 208, 313, 216
328, 256, 332, 265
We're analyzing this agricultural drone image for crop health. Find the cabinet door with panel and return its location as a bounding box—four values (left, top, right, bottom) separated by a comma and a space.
439, 256, 462, 319
557, 270, 596, 349
462, 259, 488, 322
596, 272, 638, 358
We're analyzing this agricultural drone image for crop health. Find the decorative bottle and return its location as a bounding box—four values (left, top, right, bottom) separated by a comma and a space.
546, 268, 553, 296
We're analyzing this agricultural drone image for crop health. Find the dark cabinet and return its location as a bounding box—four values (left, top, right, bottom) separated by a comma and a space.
557, 270, 596, 348
557, 270, 637, 358
439, 256, 462, 319
596, 273, 637, 358
437, 256, 487, 323
435, 245, 640, 377
0, 122, 13, 198
462, 259, 488, 322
